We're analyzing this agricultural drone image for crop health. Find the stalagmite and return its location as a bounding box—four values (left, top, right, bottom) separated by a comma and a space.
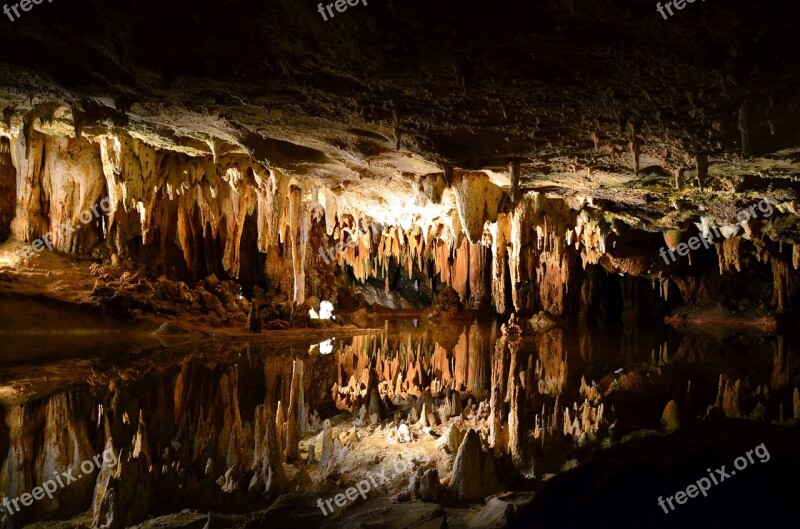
440, 423, 466, 454
450, 429, 500, 502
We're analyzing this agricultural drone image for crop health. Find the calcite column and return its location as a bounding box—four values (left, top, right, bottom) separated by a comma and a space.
40, 136, 106, 253
9, 130, 48, 242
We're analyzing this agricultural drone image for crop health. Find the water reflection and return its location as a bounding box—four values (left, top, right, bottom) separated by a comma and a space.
0, 319, 796, 526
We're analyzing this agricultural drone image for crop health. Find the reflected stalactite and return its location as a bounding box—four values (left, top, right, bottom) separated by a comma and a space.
772, 335, 791, 391
0, 323, 796, 525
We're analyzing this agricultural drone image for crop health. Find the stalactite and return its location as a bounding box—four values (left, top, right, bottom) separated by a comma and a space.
323, 187, 338, 236
254, 183, 271, 253
452, 237, 470, 301
288, 186, 309, 303
451, 171, 504, 244
507, 362, 524, 468
794, 388, 800, 420
268, 170, 289, 246
772, 336, 790, 391
718, 237, 742, 273
772, 256, 792, 313
509, 196, 534, 312
467, 241, 489, 309
489, 214, 512, 314
221, 168, 257, 277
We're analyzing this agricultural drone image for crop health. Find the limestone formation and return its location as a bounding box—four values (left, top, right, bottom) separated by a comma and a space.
249, 405, 287, 497
450, 429, 501, 502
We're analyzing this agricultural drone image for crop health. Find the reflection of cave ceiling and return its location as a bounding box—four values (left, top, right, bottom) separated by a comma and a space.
0, 0, 799, 228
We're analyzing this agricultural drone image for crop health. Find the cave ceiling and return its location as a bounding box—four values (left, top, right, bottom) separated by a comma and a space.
0, 0, 798, 230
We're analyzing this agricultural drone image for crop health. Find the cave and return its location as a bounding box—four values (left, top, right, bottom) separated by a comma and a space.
0, 1, 799, 528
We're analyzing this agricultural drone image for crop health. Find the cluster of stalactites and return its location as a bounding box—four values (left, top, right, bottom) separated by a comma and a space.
6, 127, 627, 312
98, 133, 295, 280
323, 190, 619, 316
330, 330, 490, 411
5, 128, 321, 285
